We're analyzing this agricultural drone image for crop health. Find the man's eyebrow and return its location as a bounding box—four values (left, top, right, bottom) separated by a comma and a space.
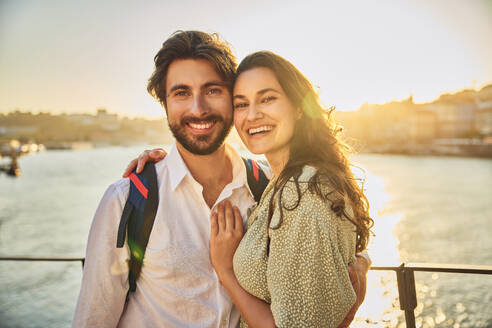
201, 81, 229, 90
168, 84, 190, 95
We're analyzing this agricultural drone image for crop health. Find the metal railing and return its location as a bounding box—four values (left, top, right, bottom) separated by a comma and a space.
370, 263, 492, 328
1, 257, 491, 328
0, 256, 85, 267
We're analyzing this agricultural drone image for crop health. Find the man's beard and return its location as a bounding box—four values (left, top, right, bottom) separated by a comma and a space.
168, 114, 233, 155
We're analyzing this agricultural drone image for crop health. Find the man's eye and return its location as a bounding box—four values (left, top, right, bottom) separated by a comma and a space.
207, 88, 222, 95
261, 96, 277, 104
174, 90, 189, 97
234, 103, 248, 110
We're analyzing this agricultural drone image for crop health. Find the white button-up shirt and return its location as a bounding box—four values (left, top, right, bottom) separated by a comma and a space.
72, 143, 261, 328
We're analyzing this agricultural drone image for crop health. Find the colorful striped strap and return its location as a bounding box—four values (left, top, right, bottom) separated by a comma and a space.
129, 172, 148, 199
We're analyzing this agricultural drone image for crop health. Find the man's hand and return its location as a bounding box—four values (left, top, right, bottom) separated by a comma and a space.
337, 254, 370, 328
122, 148, 167, 177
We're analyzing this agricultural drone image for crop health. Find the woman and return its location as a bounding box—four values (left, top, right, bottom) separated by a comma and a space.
126, 51, 373, 327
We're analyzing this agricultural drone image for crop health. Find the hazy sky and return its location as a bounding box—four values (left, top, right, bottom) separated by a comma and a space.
1, 0, 491, 118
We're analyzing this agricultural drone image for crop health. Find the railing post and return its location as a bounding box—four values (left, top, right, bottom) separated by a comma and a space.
396, 263, 417, 328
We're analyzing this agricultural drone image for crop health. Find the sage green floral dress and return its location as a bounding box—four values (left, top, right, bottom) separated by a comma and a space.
233, 166, 357, 328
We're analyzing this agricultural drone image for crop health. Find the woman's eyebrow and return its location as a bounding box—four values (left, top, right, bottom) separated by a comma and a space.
233, 94, 247, 100
257, 88, 281, 96
233, 88, 282, 100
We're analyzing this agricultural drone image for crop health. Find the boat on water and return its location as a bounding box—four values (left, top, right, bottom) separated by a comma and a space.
0, 156, 20, 176
0, 139, 45, 177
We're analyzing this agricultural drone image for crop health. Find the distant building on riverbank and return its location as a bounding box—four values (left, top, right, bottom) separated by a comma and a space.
336, 84, 492, 143
0, 109, 174, 147
409, 108, 437, 142
334, 84, 492, 156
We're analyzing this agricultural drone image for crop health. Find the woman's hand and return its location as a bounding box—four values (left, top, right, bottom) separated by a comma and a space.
210, 201, 244, 279
122, 148, 167, 177
210, 202, 276, 327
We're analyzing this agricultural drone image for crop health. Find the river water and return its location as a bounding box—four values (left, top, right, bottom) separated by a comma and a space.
0, 146, 491, 328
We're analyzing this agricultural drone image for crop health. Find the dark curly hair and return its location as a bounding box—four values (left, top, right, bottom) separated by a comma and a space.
236, 51, 374, 252
147, 30, 237, 109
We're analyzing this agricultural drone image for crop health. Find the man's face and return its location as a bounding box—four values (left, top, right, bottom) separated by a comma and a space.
165, 59, 233, 155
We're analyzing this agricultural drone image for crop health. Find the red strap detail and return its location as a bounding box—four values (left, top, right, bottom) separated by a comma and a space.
129, 173, 148, 199
251, 160, 259, 181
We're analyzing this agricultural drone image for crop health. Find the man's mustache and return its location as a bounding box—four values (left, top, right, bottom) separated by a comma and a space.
181, 114, 224, 124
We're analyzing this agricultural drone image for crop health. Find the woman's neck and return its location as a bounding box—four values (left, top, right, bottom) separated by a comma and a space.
265, 146, 290, 178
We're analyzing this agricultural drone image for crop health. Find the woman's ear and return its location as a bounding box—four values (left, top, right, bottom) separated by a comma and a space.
296, 107, 303, 120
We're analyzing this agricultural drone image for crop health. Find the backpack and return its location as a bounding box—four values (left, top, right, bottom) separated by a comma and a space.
116, 158, 269, 293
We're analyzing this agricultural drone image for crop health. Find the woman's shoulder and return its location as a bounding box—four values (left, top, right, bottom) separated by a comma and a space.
278, 166, 333, 215
279, 165, 353, 224
295, 165, 318, 182
284, 165, 333, 193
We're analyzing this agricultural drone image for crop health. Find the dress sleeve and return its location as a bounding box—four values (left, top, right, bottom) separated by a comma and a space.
266, 181, 357, 328
72, 181, 130, 328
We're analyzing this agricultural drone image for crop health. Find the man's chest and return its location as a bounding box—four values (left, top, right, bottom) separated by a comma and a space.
140, 187, 255, 277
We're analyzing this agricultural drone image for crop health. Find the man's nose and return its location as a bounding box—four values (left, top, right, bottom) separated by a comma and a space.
190, 94, 210, 116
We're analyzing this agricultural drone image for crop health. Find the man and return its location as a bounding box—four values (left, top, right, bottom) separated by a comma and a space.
73, 30, 369, 328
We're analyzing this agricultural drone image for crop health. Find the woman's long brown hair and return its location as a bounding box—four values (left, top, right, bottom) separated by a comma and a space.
236, 51, 374, 252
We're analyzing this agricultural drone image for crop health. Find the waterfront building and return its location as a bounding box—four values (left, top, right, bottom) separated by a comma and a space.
96, 108, 120, 131
475, 108, 492, 136
425, 90, 477, 138
67, 114, 96, 125
409, 108, 437, 142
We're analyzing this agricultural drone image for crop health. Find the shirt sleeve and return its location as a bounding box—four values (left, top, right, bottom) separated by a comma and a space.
266, 181, 357, 328
72, 181, 130, 328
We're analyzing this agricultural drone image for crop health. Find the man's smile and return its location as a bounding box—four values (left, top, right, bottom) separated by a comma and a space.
186, 120, 217, 132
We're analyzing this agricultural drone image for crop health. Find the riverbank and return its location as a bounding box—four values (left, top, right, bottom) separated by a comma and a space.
362, 139, 492, 158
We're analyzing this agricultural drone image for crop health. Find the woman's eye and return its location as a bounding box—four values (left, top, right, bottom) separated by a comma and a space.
261, 96, 277, 104
234, 103, 248, 110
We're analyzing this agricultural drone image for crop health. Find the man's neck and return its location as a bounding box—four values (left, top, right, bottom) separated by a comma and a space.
176, 143, 233, 208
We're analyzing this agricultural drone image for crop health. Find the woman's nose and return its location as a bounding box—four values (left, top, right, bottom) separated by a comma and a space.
246, 103, 263, 121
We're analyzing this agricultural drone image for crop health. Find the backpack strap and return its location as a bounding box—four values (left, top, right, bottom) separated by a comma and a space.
242, 157, 269, 203
116, 162, 159, 293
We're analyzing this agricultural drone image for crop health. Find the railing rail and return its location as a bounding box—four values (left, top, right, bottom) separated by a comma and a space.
1, 257, 491, 328
0, 256, 85, 267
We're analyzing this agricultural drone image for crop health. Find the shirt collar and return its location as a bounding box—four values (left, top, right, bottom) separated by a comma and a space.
225, 144, 249, 193
166, 142, 251, 198
167, 143, 190, 191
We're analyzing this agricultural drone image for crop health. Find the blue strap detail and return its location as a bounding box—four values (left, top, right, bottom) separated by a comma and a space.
128, 174, 149, 212
117, 201, 133, 248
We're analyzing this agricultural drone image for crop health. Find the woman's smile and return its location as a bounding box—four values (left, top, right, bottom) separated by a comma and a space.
247, 124, 274, 137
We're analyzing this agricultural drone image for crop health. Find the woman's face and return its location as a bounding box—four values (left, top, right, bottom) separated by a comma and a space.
233, 67, 298, 157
